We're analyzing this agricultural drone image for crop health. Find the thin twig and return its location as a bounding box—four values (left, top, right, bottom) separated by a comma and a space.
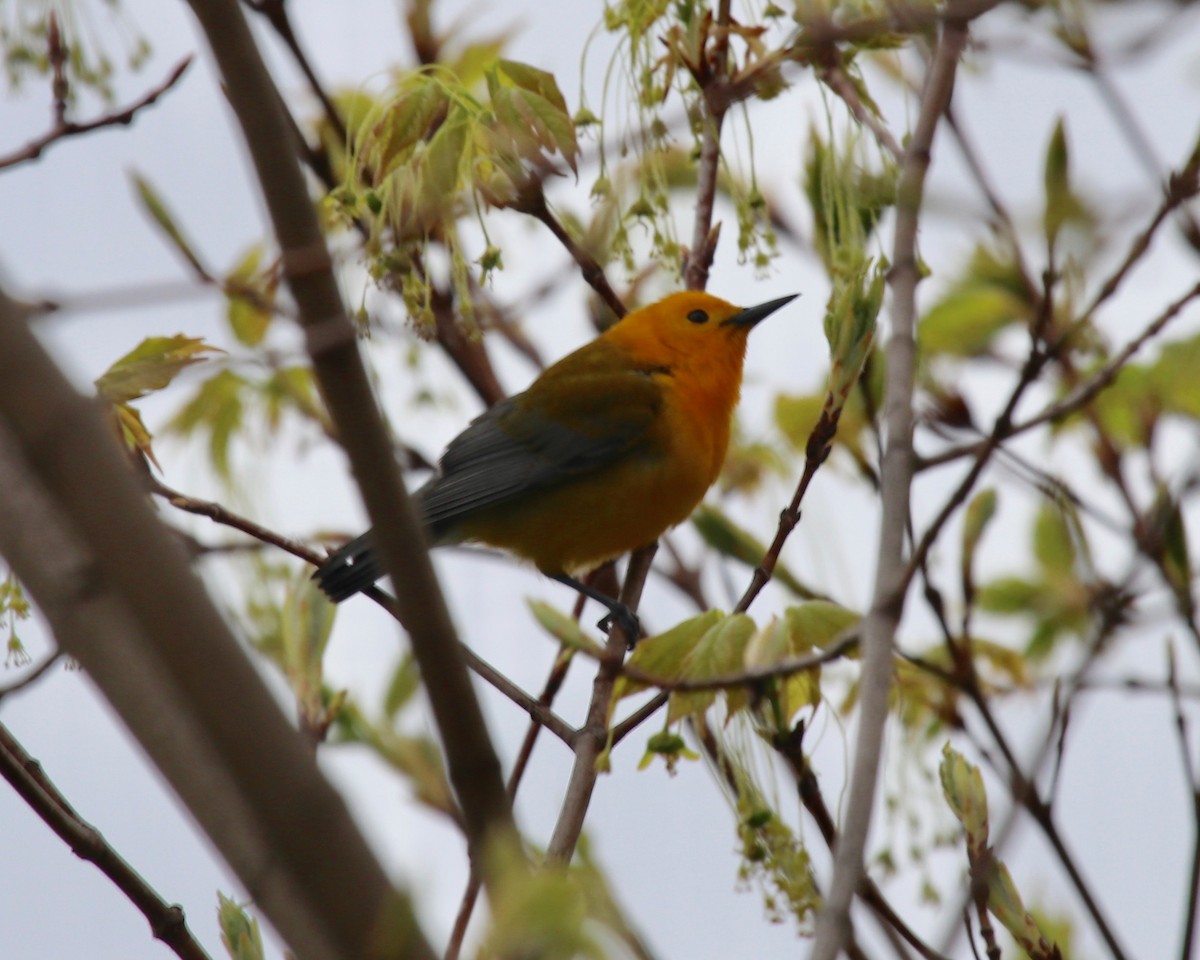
527, 196, 627, 318
920, 278, 1200, 471
0, 58, 193, 171
150, 479, 322, 564
0, 650, 64, 701
774, 725, 953, 960
821, 63, 904, 161
445, 649, 576, 960
684, 0, 733, 292
617, 632, 857, 692
0, 722, 213, 960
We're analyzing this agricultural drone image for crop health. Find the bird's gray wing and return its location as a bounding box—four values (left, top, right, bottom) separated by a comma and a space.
419, 365, 663, 539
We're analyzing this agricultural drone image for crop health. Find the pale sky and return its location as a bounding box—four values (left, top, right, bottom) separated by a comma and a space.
2, 1, 1200, 958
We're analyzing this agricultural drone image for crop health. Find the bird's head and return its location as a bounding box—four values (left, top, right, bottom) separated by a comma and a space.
605, 290, 798, 374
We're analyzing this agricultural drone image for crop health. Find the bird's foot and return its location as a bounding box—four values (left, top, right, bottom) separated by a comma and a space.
598, 604, 643, 649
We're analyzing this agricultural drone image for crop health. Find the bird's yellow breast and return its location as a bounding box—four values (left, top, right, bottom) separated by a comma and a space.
456, 368, 728, 574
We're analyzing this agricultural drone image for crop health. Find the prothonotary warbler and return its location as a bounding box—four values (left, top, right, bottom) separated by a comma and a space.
314, 290, 797, 635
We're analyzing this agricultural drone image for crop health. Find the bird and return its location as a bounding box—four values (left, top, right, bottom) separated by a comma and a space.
313, 289, 797, 637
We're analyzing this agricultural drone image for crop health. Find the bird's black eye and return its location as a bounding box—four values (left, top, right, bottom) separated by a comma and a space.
687, 309, 709, 325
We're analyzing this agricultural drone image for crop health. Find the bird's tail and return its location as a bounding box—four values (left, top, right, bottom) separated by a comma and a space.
312, 532, 382, 602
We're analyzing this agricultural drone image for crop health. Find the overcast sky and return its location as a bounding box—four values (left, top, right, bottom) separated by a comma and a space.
3, 1, 1200, 958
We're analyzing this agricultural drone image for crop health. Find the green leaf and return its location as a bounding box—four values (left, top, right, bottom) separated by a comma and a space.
482, 856, 605, 960
384, 652, 420, 719
369, 79, 451, 180
962, 489, 998, 596
335, 705, 457, 819
938, 743, 989, 850
528, 599, 603, 654
667, 614, 756, 723
919, 245, 1032, 358
615, 609, 723, 703
690, 505, 819, 599
94, 335, 220, 404
977, 576, 1041, 614
985, 860, 1052, 955
168, 369, 248, 480
224, 245, 276, 347
784, 600, 860, 650
1033, 503, 1075, 574
111, 402, 157, 466
217, 893, 265, 960
420, 112, 469, 205
131, 172, 208, 277
1043, 117, 1070, 246
920, 285, 1029, 357
637, 730, 700, 771
487, 59, 579, 173
280, 575, 337, 728
262, 366, 326, 431
1152, 332, 1200, 420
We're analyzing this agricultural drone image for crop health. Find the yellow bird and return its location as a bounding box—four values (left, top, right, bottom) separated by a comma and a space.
314, 290, 796, 634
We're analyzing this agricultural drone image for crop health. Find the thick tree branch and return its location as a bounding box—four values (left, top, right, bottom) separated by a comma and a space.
0, 288, 432, 960
182, 0, 523, 889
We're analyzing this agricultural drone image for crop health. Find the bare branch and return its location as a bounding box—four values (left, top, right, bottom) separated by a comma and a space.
0, 58, 193, 171
0, 723, 213, 960
0, 286, 431, 960
811, 13, 974, 958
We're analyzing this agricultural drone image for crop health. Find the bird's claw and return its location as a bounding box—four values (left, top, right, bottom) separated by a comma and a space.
598, 605, 642, 648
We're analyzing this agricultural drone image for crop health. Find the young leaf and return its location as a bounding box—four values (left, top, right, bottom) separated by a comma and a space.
94, 335, 221, 404
528, 599, 603, 654
667, 614, 756, 723
615, 610, 724, 703
938, 743, 989, 852
487, 59, 579, 173
217, 894, 265, 960
131, 172, 209, 278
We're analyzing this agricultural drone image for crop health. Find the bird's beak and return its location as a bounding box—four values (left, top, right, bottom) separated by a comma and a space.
721, 293, 800, 328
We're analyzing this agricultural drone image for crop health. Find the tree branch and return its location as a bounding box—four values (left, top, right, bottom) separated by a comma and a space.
0, 722, 213, 960
182, 0, 523, 889
810, 14, 972, 959
0, 58, 193, 171
547, 544, 656, 862
0, 287, 432, 960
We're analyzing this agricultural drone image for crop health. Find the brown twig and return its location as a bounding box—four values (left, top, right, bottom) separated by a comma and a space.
684, 0, 734, 292
821, 62, 904, 161
735, 407, 837, 615
445, 649, 577, 960
0, 723, 213, 960
0, 650, 64, 701
920, 278, 1200, 471
527, 195, 627, 319
0, 57, 193, 171
617, 631, 857, 693
774, 725, 954, 960
150, 479, 323, 564
1166, 646, 1200, 960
